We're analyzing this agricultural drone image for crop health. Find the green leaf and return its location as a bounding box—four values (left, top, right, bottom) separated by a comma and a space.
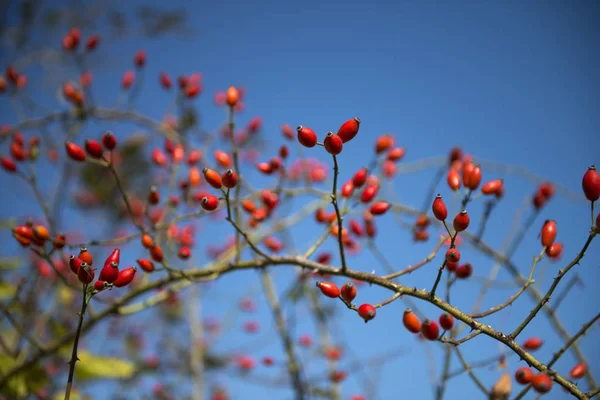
0, 280, 16, 300
74, 350, 136, 381
0, 355, 48, 397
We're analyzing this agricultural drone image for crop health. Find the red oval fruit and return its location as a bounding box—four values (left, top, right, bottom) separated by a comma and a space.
222, 169, 238, 188
515, 367, 534, 385
65, 141, 86, 162
453, 210, 470, 232
1, 156, 16, 173
85, 139, 103, 158
540, 220, 557, 247
94, 280, 107, 291
403, 308, 421, 333
297, 125, 317, 148
421, 319, 440, 340
439, 313, 454, 330
337, 117, 360, 143
150, 245, 164, 262
69, 255, 84, 274
102, 131, 117, 150
446, 261, 458, 272
104, 248, 120, 266
570, 362, 587, 379
78, 247, 93, 265
522, 337, 543, 351
99, 261, 119, 283
341, 180, 354, 197
374, 134, 394, 154
445, 248, 461, 263
545, 242, 563, 259
464, 164, 482, 190
387, 147, 405, 161
352, 168, 368, 188
455, 263, 473, 279
203, 168, 222, 189
531, 373, 552, 394
357, 303, 376, 323
370, 201, 390, 215
226, 86, 239, 107
539, 182, 555, 199
148, 186, 160, 205
137, 258, 155, 273
324, 132, 343, 155
341, 282, 357, 303
360, 185, 379, 203
447, 168, 461, 190
582, 165, 600, 201
432, 194, 447, 221
77, 262, 95, 284
178, 246, 191, 259
201, 195, 220, 211
214, 150, 232, 169
113, 266, 137, 287
316, 281, 341, 298
481, 179, 503, 195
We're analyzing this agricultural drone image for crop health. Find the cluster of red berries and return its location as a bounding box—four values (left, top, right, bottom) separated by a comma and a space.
514, 361, 587, 395
68, 247, 136, 290
65, 131, 117, 163
402, 308, 455, 341
0, 65, 27, 93
11, 221, 66, 250
296, 117, 360, 154
316, 281, 376, 323
1, 131, 40, 173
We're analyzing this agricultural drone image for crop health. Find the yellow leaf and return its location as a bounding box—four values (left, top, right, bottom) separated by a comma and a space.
0, 280, 16, 299
58, 285, 74, 304
74, 350, 136, 381
0, 355, 48, 397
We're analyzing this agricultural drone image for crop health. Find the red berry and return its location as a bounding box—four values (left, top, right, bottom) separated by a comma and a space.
226, 86, 239, 107
150, 245, 164, 262
481, 179, 503, 196
387, 146, 405, 162
222, 169, 238, 188
453, 210, 470, 232
403, 308, 422, 333
341, 282, 357, 303
201, 195, 219, 211
539, 182, 555, 199
94, 280, 107, 291
447, 168, 461, 190
98, 261, 119, 284
570, 362, 587, 379
137, 259, 155, 273
522, 337, 543, 351
582, 165, 600, 201
375, 134, 394, 154
134, 50, 146, 67
316, 281, 341, 298
178, 247, 191, 259
324, 132, 343, 155
352, 168, 368, 188
448, 147, 463, 165
446, 261, 458, 272
262, 357, 274, 366
148, 186, 160, 205
540, 220, 557, 247
515, 367, 534, 385
439, 313, 454, 330
464, 164, 482, 190
341, 181, 354, 197
102, 131, 117, 150
214, 150, 232, 168
65, 141, 86, 162
69, 255, 84, 274
122, 71, 135, 89
445, 248, 461, 263
77, 262, 95, 284
1, 156, 16, 173
203, 168, 222, 189
455, 263, 473, 279
78, 247, 93, 265
297, 125, 317, 148
337, 117, 360, 143
545, 242, 563, 259
360, 185, 379, 203
432, 194, 448, 221
370, 201, 390, 215
84, 140, 103, 158
113, 266, 137, 287
421, 319, 440, 340
357, 304, 376, 323
531, 373, 552, 394
86, 34, 99, 51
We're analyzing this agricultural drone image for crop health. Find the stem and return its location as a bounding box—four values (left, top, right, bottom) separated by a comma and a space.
331, 155, 347, 271
64, 285, 89, 400
227, 106, 243, 262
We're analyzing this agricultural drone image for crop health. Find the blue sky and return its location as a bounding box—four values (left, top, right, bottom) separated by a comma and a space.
1, 1, 599, 399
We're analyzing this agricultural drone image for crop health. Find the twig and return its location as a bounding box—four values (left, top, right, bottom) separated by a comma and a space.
330, 155, 348, 271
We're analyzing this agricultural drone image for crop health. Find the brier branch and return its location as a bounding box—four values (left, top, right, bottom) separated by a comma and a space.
1, 37, 599, 400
